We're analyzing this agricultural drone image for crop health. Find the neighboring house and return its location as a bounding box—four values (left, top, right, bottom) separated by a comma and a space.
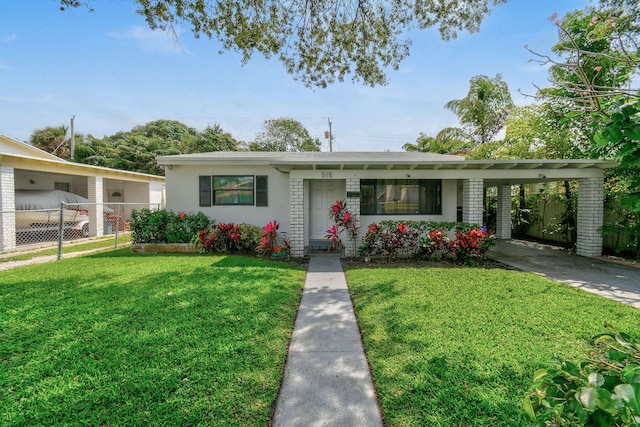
157, 151, 615, 258
0, 134, 165, 251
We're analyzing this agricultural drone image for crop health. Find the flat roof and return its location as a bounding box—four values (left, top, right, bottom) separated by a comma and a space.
157, 151, 617, 171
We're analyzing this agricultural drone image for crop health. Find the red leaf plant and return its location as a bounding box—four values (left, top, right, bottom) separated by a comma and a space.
325, 200, 359, 252
256, 220, 290, 259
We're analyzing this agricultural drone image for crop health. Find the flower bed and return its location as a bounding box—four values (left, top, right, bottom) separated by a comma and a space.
358, 220, 495, 264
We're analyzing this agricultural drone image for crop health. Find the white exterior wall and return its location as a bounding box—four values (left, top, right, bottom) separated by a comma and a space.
0, 166, 16, 251
164, 165, 291, 233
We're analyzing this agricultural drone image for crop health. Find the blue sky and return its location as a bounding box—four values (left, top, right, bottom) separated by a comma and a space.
2, 0, 589, 151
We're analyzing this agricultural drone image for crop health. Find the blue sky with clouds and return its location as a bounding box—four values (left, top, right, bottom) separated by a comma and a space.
2, 0, 589, 151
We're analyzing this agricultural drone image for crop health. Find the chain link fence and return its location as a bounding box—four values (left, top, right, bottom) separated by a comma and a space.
2, 202, 164, 259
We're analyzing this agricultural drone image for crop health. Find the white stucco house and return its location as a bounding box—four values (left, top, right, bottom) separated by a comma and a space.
157, 151, 615, 258
0, 134, 165, 251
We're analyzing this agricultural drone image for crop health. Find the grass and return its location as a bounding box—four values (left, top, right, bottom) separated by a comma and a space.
344, 264, 640, 427
0, 250, 304, 426
0, 234, 132, 262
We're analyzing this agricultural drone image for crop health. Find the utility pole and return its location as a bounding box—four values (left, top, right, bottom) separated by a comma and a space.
323, 117, 333, 152
70, 115, 75, 160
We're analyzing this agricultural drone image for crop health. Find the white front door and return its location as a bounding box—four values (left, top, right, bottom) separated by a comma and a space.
309, 180, 345, 239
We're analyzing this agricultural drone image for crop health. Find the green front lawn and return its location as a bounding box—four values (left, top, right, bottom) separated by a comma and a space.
345, 265, 640, 427
0, 251, 304, 426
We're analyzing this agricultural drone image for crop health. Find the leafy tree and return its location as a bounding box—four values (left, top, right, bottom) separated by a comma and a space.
534, 3, 639, 213
402, 131, 469, 154
249, 118, 321, 152
73, 134, 117, 167
29, 125, 71, 159
131, 119, 198, 153
444, 74, 514, 146
59, 0, 507, 87
41, 120, 241, 175
192, 124, 240, 152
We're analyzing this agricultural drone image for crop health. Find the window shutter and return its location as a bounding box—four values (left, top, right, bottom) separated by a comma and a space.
199, 176, 212, 207
256, 176, 268, 207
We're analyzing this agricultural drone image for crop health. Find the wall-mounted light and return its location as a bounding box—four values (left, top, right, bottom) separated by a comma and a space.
29, 180, 35, 184
167, 165, 174, 170
111, 191, 122, 197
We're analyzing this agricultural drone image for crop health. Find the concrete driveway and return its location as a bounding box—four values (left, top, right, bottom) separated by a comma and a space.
488, 239, 640, 309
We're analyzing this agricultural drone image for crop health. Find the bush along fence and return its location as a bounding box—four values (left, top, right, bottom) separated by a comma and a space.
358, 220, 496, 264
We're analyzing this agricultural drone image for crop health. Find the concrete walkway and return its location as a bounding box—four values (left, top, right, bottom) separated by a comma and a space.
489, 239, 640, 309
273, 255, 383, 427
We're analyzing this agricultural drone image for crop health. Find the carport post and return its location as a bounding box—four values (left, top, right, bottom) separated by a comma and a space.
57, 202, 64, 260
576, 177, 604, 257
496, 185, 512, 239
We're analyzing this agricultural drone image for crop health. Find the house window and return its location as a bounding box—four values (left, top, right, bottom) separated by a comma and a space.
360, 179, 442, 215
213, 176, 254, 205
199, 175, 268, 207
54, 182, 70, 192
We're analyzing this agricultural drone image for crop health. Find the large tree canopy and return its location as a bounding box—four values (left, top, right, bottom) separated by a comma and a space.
60, 0, 506, 87
34, 119, 241, 175
249, 118, 321, 152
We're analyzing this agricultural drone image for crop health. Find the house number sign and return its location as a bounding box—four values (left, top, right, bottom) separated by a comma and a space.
321, 171, 333, 178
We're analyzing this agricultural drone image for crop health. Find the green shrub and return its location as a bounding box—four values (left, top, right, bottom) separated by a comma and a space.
131, 209, 211, 243
197, 223, 262, 255
524, 327, 640, 426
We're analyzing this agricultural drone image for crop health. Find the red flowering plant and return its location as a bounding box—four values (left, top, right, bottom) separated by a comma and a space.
198, 222, 244, 253
325, 200, 359, 252
358, 222, 419, 259
449, 226, 495, 262
256, 220, 290, 259
417, 228, 450, 260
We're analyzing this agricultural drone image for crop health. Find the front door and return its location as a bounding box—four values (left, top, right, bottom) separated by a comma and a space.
309, 180, 344, 239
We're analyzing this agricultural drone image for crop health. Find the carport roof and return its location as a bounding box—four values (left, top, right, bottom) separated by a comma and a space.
157, 151, 617, 172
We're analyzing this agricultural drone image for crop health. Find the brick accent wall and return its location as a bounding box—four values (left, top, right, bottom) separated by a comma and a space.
576, 177, 604, 257
462, 178, 484, 225
87, 176, 104, 237
289, 177, 304, 258
496, 185, 512, 239
0, 166, 16, 251
345, 178, 361, 257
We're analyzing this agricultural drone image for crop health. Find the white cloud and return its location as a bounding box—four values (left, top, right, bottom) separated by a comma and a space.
2, 34, 17, 44
107, 26, 188, 54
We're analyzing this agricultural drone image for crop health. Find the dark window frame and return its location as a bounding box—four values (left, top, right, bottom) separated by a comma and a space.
199, 175, 269, 207
360, 179, 442, 215
212, 175, 254, 206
